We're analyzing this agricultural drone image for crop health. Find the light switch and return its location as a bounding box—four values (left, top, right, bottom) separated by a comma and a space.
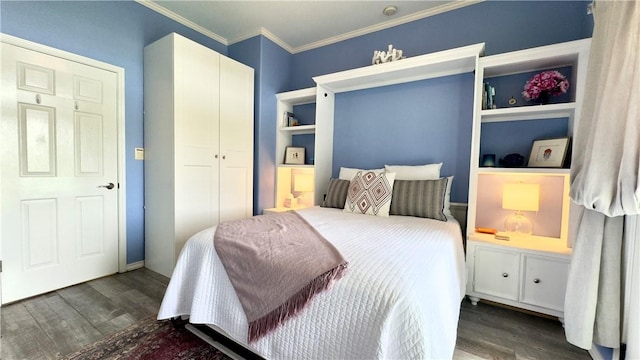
134, 147, 144, 160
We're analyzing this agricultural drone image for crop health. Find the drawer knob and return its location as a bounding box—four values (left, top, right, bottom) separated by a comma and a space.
533, 278, 540, 284
502, 273, 509, 278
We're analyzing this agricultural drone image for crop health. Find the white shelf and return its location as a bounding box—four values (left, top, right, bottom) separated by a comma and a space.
481, 39, 590, 78
275, 87, 316, 105
313, 43, 485, 93
278, 124, 316, 134
277, 164, 315, 168
469, 232, 572, 256
481, 102, 576, 123
478, 167, 570, 176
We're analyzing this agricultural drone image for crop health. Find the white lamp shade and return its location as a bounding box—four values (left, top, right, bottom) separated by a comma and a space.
294, 174, 314, 192
502, 183, 540, 212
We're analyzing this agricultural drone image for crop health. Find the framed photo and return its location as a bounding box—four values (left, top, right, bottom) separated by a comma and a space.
528, 137, 571, 168
284, 147, 305, 165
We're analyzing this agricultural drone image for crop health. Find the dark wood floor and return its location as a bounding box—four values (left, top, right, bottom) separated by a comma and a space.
1, 268, 590, 359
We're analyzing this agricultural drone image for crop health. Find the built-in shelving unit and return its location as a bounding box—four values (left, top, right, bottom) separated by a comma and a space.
271, 42, 487, 209
274, 87, 318, 211
310, 42, 485, 205
314, 43, 484, 94
465, 38, 591, 320
467, 38, 591, 241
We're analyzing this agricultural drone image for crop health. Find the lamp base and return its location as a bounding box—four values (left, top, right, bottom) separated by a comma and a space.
505, 212, 533, 235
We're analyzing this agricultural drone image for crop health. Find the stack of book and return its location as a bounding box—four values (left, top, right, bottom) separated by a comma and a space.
482, 82, 496, 110
283, 111, 299, 127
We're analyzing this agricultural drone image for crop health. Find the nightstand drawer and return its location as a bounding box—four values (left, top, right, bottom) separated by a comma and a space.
520, 255, 569, 311
473, 247, 520, 301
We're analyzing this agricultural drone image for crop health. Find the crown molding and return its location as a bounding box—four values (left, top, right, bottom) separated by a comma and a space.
135, 0, 228, 45
229, 27, 294, 54
291, 0, 483, 54
138, 0, 482, 54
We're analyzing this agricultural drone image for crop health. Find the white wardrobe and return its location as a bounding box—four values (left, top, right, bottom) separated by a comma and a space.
144, 33, 254, 277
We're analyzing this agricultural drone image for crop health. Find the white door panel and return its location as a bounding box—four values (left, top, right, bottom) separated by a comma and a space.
1, 43, 119, 304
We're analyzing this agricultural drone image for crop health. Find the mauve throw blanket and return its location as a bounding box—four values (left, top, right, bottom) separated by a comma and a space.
214, 211, 348, 342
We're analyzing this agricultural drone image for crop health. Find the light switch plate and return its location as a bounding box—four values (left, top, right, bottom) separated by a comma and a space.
134, 147, 144, 160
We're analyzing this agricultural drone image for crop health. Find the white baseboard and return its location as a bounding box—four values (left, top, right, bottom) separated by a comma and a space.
125, 260, 145, 271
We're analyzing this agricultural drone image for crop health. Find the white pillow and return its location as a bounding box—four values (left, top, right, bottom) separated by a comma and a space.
344, 170, 396, 217
339, 167, 384, 180
384, 163, 442, 180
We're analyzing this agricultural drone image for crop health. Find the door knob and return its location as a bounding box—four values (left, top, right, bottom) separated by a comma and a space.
98, 182, 115, 190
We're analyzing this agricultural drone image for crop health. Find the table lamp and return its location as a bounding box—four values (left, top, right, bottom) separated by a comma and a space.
294, 173, 314, 207
502, 183, 540, 236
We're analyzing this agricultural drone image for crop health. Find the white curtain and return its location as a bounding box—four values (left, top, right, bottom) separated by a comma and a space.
565, 0, 640, 353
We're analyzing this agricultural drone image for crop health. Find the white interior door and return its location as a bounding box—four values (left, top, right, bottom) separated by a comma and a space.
1, 42, 119, 304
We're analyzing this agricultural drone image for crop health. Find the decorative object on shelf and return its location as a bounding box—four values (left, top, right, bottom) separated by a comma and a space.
283, 193, 296, 208
482, 82, 496, 109
521, 70, 569, 104
499, 153, 525, 168
372, 44, 404, 65
284, 147, 305, 165
475, 227, 497, 234
283, 111, 299, 127
508, 96, 517, 106
481, 154, 496, 167
502, 183, 540, 236
527, 137, 571, 168
294, 173, 314, 207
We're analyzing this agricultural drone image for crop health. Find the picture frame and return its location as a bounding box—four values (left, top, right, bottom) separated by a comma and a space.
284, 147, 305, 165
527, 137, 571, 168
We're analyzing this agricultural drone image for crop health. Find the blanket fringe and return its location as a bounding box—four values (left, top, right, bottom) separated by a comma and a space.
248, 262, 348, 342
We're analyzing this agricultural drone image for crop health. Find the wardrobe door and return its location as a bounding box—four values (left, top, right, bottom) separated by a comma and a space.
218, 56, 254, 221
174, 36, 221, 252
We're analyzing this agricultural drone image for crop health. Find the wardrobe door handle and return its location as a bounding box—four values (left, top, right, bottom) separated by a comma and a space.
533, 278, 540, 284
222, 155, 226, 160
502, 273, 509, 278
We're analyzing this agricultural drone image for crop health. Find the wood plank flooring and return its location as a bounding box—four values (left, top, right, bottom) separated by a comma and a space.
1, 268, 590, 359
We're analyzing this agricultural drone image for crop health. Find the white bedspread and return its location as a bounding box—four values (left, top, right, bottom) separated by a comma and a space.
158, 207, 466, 359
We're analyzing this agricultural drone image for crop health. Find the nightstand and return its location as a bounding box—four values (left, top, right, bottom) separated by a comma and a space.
466, 233, 571, 322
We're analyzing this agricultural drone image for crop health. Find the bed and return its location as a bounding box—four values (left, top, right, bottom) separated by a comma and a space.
157, 203, 467, 359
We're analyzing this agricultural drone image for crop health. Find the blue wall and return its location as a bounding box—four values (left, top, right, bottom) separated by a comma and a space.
1, 1, 227, 264
333, 74, 474, 202
1, 1, 593, 264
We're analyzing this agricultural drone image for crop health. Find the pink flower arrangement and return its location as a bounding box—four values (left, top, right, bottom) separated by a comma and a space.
522, 70, 569, 101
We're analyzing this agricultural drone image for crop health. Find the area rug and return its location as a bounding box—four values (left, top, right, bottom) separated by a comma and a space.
59, 316, 231, 360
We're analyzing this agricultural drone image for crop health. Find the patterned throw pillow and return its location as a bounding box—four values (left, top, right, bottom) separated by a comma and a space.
321, 178, 350, 209
344, 171, 396, 217
389, 178, 449, 221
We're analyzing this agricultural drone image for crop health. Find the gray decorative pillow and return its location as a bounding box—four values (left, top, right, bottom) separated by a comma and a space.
389, 178, 449, 221
321, 178, 350, 209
